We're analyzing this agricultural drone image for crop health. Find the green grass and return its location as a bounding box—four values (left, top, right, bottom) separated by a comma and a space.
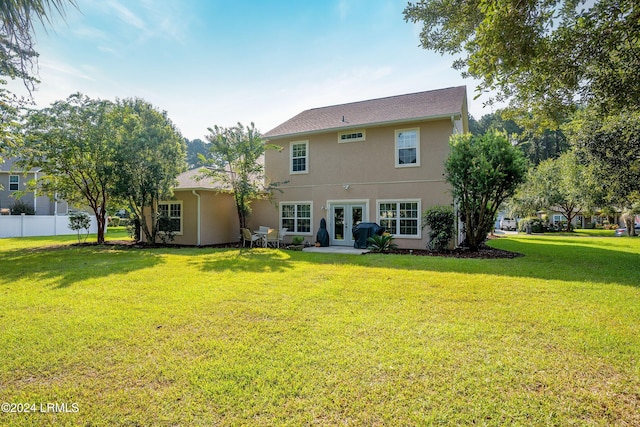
0, 234, 639, 426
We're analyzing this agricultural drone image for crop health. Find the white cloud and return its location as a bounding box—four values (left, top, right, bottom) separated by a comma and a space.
72, 25, 108, 41
106, 0, 147, 32
337, 0, 350, 20
40, 59, 96, 83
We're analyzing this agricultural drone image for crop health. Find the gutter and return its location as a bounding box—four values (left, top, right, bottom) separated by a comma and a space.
192, 190, 201, 246
264, 113, 463, 141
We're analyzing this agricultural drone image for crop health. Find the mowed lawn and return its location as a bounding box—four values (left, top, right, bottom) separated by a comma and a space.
0, 231, 639, 426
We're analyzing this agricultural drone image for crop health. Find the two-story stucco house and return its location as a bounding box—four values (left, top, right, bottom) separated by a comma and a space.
147, 86, 467, 248
0, 157, 68, 215
250, 86, 469, 250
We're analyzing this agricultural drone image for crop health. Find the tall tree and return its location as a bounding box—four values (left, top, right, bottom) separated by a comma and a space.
472, 111, 569, 165
1, 0, 76, 91
185, 138, 210, 169
110, 98, 186, 244
512, 150, 597, 231
1, 0, 76, 164
404, 0, 640, 128
565, 108, 640, 234
20, 93, 116, 243
200, 122, 278, 232
445, 131, 527, 250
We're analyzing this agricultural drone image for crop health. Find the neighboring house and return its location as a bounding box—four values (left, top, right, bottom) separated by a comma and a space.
250, 86, 469, 250
547, 209, 585, 228
544, 207, 635, 229
0, 157, 68, 215
143, 167, 242, 246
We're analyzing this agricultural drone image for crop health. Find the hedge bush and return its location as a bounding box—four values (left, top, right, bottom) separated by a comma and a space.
423, 205, 455, 251
10, 200, 35, 215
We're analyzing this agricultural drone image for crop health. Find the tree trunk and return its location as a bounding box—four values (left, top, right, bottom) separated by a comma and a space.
624, 216, 636, 236
96, 210, 107, 244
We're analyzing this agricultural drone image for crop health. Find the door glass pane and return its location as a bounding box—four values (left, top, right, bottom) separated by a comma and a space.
352, 206, 363, 226
334, 207, 344, 240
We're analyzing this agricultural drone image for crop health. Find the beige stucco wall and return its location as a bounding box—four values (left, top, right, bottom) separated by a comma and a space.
198, 191, 240, 245
143, 190, 240, 246
247, 198, 279, 231
258, 117, 465, 249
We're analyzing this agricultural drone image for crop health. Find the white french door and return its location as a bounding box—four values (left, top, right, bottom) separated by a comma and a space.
330, 203, 365, 246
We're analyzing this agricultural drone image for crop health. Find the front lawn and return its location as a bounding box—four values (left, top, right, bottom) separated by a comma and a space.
0, 234, 638, 425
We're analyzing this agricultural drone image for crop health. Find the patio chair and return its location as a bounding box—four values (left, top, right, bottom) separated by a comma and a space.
278, 227, 288, 247
241, 228, 261, 248
265, 228, 280, 248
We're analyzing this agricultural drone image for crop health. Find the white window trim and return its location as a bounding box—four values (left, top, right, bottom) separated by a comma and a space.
338, 130, 366, 143
395, 127, 421, 168
376, 199, 422, 238
9, 175, 19, 191
158, 200, 184, 235
290, 140, 309, 175
279, 201, 313, 236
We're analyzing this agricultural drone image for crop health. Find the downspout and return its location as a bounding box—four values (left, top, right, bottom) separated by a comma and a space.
192, 190, 201, 246
53, 192, 58, 236
33, 172, 38, 214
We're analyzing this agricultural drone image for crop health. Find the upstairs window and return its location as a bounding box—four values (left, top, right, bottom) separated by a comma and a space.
9, 175, 19, 191
290, 141, 308, 174
395, 128, 420, 167
338, 130, 366, 143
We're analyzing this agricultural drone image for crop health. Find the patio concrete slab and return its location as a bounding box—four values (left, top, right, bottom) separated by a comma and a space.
302, 246, 369, 255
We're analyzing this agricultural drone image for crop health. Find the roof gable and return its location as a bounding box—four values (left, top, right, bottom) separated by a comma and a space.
174, 167, 229, 191
0, 157, 41, 173
264, 86, 466, 139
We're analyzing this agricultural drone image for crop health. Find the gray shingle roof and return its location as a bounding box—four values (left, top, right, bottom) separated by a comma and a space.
174, 167, 229, 191
0, 157, 41, 173
263, 86, 466, 139
175, 167, 265, 192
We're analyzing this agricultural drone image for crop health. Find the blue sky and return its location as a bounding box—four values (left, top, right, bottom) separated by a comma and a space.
21, 0, 496, 140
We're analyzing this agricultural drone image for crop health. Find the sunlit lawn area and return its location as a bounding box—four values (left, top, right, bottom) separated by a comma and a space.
0, 231, 638, 425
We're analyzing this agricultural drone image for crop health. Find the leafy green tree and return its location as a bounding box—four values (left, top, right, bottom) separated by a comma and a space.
445, 131, 527, 250
404, 0, 640, 128
513, 150, 597, 231
110, 98, 186, 244
185, 138, 211, 169
20, 93, 116, 243
565, 108, 640, 234
200, 122, 278, 232
471, 111, 568, 165
1, 0, 76, 164
1, 0, 76, 91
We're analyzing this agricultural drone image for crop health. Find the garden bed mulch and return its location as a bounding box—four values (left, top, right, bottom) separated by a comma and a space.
70, 239, 522, 259
380, 245, 522, 259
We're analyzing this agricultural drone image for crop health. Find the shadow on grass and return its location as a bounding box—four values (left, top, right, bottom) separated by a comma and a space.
0, 245, 165, 289
3, 236, 636, 289
185, 248, 295, 273
348, 237, 640, 288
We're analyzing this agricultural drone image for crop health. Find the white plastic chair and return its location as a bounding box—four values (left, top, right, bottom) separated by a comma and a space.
265, 228, 280, 248
278, 227, 288, 247
241, 228, 261, 248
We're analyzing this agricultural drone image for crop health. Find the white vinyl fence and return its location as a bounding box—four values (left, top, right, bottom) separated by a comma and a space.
0, 214, 99, 238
